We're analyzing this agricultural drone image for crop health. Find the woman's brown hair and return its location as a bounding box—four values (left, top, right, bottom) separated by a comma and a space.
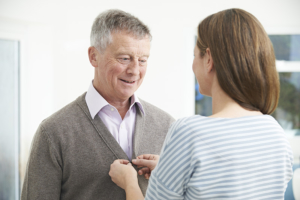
197, 8, 279, 114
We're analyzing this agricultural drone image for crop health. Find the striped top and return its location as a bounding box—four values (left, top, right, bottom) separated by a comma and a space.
145, 115, 293, 200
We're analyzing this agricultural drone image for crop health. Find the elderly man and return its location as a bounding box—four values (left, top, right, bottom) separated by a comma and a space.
21, 10, 174, 200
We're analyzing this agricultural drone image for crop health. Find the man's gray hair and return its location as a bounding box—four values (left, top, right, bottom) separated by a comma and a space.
90, 9, 152, 52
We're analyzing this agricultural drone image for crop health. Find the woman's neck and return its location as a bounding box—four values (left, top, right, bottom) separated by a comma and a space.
210, 83, 262, 118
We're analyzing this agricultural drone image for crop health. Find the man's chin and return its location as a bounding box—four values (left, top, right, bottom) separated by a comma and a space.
117, 91, 136, 101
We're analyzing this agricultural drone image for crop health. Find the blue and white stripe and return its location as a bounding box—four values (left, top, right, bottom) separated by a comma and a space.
145, 115, 293, 200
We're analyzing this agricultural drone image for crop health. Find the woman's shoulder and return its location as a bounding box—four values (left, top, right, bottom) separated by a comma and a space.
173, 114, 282, 126
169, 114, 285, 139
169, 115, 205, 132
166, 115, 210, 139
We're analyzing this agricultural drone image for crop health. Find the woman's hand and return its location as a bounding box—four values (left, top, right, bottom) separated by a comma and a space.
109, 159, 144, 199
132, 154, 159, 179
109, 159, 138, 190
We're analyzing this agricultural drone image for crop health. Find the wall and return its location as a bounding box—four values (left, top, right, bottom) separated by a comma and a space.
0, 0, 300, 186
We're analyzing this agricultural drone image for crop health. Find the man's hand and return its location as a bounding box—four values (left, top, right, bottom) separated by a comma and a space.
109, 159, 138, 190
132, 154, 159, 179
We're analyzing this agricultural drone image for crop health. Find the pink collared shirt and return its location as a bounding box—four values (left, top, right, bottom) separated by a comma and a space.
85, 81, 144, 160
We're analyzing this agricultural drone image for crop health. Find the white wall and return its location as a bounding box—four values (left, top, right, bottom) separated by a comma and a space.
0, 0, 300, 183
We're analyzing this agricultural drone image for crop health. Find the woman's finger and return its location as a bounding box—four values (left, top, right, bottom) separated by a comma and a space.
119, 159, 130, 164
138, 167, 150, 175
132, 159, 156, 170
137, 154, 155, 160
144, 173, 150, 179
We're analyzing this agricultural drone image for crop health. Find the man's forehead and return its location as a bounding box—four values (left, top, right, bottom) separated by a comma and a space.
111, 30, 150, 41
111, 33, 150, 45
107, 33, 151, 55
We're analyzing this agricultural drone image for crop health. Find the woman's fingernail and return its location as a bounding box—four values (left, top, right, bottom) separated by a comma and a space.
132, 159, 136, 163
128, 163, 132, 166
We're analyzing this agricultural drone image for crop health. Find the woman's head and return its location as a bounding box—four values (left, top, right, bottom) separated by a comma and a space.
195, 8, 279, 114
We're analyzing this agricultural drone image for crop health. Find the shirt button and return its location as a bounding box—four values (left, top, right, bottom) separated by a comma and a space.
110, 107, 114, 111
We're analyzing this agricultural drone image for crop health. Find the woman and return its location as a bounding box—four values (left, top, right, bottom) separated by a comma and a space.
109, 8, 293, 199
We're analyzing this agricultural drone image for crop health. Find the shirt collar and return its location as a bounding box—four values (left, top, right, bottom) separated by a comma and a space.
85, 81, 145, 119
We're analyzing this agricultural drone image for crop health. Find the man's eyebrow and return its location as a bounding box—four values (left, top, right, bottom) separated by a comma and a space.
115, 52, 150, 57
115, 52, 131, 56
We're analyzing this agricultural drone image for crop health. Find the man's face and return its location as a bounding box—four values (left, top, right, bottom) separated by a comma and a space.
93, 32, 150, 102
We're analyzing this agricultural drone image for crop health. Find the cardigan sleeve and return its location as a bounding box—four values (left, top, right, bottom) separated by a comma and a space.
21, 124, 63, 200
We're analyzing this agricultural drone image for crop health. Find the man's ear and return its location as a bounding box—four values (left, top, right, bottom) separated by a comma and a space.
206, 48, 214, 73
88, 46, 99, 68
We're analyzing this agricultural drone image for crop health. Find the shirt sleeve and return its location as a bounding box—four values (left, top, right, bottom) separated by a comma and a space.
145, 119, 192, 200
21, 124, 62, 200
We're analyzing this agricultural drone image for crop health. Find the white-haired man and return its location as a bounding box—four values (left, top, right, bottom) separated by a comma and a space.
21, 10, 174, 200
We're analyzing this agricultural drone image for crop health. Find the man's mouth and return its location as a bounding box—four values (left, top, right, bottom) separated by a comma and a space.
120, 79, 135, 83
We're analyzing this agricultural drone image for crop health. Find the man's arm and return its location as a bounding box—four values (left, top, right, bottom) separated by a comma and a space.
21, 125, 62, 200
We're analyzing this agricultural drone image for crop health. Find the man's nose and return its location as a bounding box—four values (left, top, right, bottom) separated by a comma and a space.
127, 59, 140, 75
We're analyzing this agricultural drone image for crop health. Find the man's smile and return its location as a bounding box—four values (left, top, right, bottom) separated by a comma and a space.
120, 79, 136, 84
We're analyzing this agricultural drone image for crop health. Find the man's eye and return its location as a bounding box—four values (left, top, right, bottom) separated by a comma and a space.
139, 59, 147, 63
118, 58, 130, 62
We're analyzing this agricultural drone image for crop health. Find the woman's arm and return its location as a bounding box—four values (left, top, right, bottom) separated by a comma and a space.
109, 160, 144, 200
109, 155, 159, 200
124, 182, 144, 200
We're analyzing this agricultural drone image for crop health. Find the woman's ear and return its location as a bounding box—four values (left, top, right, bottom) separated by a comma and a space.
88, 46, 99, 68
206, 48, 214, 73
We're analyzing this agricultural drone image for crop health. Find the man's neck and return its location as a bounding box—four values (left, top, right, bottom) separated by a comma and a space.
93, 81, 131, 119
109, 98, 131, 120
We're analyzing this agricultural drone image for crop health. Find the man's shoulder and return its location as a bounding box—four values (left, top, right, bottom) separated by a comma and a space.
40, 93, 88, 129
139, 99, 175, 122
